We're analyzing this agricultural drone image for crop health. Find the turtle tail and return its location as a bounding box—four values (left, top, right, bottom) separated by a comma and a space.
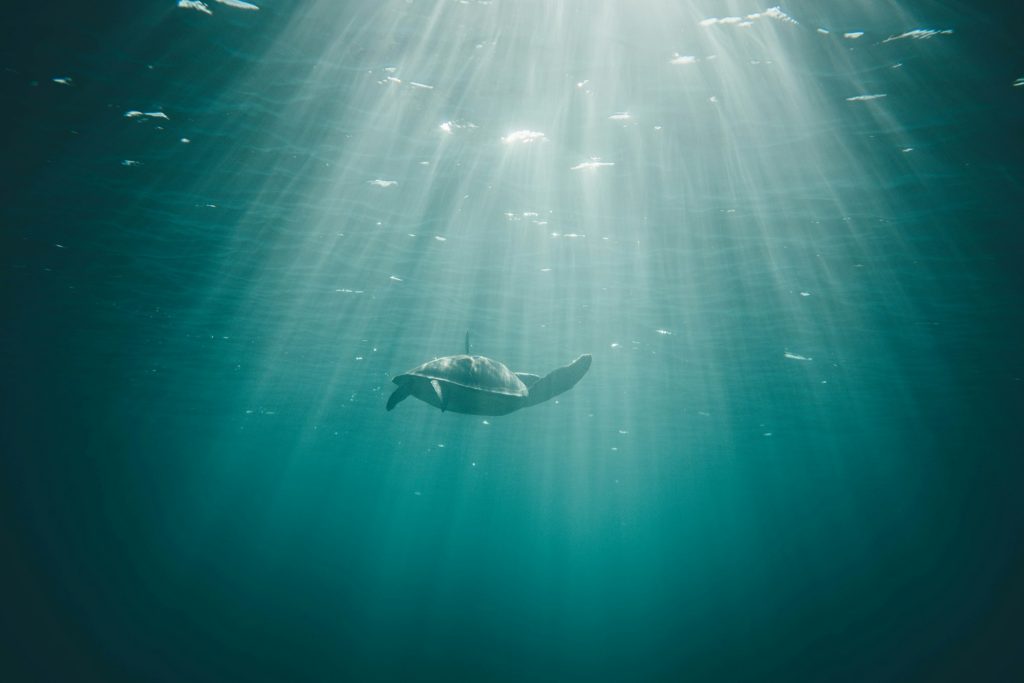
522, 354, 592, 408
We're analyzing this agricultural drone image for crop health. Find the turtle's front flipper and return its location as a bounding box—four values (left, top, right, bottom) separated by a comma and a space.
431, 379, 448, 412
523, 354, 592, 408
386, 384, 412, 411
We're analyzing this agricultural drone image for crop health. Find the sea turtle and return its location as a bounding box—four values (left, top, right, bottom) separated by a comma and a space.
386, 336, 592, 416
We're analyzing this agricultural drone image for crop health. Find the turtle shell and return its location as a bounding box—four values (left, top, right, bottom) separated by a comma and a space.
404, 355, 528, 397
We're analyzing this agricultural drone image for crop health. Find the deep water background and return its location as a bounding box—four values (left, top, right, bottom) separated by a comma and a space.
2, 1, 1023, 681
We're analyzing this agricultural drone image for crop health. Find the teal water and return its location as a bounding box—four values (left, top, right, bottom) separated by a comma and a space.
2, 1, 1022, 680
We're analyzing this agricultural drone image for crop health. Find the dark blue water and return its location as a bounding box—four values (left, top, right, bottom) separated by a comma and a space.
3, 1, 1023, 681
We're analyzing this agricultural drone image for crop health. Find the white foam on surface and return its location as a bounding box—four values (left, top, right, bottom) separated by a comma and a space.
368, 179, 397, 188
125, 110, 169, 120
1013, 77, 1024, 88
670, 54, 698, 65
52, 77, 72, 85
570, 160, 615, 171
439, 120, 476, 133
608, 112, 632, 121
178, 0, 212, 15
883, 29, 953, 43
700, 16, 744, 27
701, 7, 798, 27
215, 0, 259, 10
502, 130, 546, 144
754, 7, 798, 24
846, 94, 887, 102
784, 352, 812, 361
844, 31, 864, 39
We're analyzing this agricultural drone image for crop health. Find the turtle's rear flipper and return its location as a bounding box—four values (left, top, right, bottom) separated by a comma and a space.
523, 354, 592, 408
386, 384, 412, 411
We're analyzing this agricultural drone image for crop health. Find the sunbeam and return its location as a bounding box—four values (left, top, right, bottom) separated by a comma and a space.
3, 0, 1023, 680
